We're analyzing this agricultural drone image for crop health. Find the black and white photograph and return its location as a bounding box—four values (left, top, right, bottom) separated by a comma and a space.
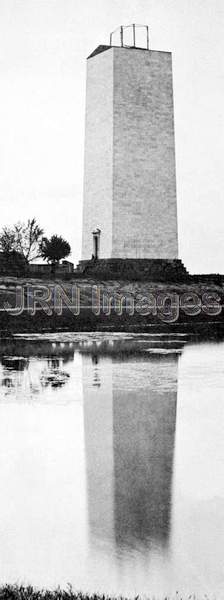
0, 1, 224, 598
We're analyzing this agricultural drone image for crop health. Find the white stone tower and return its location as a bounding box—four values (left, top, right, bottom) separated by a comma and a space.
82, 25, 178, 261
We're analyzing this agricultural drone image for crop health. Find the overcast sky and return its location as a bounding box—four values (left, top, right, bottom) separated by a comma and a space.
0, 0, 224, 273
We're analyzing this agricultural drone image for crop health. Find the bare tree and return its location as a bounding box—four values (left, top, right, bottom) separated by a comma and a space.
0, 218, 44, 262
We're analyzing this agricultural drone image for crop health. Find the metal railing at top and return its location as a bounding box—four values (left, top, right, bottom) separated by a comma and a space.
110, 24, 149, 50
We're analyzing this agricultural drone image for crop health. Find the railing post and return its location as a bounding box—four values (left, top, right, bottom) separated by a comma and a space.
133, 23, 136, 47
120, 25, 123, 47
146, 25, 149, 49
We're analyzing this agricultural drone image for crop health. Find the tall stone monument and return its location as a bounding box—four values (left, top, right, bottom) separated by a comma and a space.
82, 25, 179, 266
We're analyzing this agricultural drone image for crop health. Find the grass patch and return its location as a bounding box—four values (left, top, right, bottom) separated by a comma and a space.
0, 587, 204, 600
0, 587, 126, 600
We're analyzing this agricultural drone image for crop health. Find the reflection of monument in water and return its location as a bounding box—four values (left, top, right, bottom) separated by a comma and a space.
113, 357, 177, 548
83, 354, 114, 543
83, 348, 179, 553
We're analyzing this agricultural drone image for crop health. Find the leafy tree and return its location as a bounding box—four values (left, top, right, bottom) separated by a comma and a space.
0, 250, 28, 276
40, 235, 71, 272
0, 228, 16, 254
0, 218, 44, 262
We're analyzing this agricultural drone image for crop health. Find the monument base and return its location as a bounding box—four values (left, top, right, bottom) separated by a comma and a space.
77, 258, 190, 282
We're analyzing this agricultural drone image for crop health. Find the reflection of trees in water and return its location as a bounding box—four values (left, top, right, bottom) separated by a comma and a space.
2, 376, 15, 389
40, 357, 70, 389
0, 339, 75, 361
1, 357, 29, 390
40, 363, 70, 389
0, 352, 70, 396
1, 357, 29, 372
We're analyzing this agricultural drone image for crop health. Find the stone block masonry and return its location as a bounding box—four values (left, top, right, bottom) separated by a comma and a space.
82, 44, 178, 260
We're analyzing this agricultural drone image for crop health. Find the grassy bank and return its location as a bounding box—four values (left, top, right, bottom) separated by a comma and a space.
0, 587, 102, 599
0, 276, 224, 334
0, 587, 203, 600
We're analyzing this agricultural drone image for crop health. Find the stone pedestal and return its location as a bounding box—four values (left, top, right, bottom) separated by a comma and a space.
77, 258, 189, 282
